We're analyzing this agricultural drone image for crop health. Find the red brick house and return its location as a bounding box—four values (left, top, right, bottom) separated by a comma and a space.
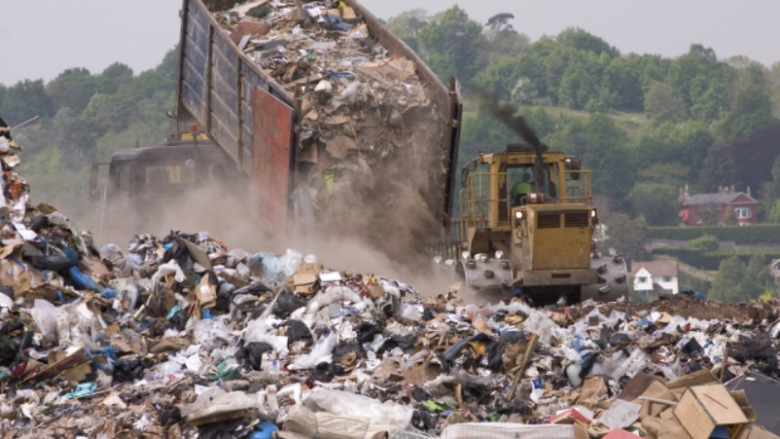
679, 185, 759, 226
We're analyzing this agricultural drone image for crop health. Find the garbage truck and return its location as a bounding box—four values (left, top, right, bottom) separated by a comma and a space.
90, 0, 463, 248
90, 0, 627, 304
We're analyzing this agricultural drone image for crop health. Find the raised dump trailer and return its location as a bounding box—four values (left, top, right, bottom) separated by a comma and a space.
172, 0, 463, 238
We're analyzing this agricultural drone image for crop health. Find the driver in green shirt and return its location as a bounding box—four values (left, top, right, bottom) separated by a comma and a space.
512, 173, 532, 206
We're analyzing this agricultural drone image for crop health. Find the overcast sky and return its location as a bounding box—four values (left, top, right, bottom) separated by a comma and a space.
1, 0, 778, 86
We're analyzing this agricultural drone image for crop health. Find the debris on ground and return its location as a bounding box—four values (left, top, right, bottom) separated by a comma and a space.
2, 92, 780, 439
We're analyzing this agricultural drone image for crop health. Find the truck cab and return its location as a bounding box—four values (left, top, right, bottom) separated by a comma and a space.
90, 136, 246, 244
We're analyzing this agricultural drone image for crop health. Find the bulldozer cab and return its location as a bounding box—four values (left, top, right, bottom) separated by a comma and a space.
459, 145, 593, 232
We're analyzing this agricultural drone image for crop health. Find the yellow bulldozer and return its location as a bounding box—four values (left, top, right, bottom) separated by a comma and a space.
449, 141, 628, 305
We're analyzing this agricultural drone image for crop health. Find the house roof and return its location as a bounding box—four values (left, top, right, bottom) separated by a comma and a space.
631, 260, 678, 277
680, 192, 758, 207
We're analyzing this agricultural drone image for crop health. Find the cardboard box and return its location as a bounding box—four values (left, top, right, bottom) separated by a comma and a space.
287, 263, 323, 295
673, 384, 748, 439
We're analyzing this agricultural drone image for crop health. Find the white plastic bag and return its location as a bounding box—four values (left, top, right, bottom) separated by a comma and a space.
151, 261, 186, 285
31, 300, 58, 346
305, 389, 413, 430
280, 249, 303, 277
191, 319, 231, 351
292, 334, 335, 370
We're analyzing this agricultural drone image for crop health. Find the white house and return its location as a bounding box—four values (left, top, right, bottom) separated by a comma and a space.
770, 259, 780, 284
631, 260, 679, 295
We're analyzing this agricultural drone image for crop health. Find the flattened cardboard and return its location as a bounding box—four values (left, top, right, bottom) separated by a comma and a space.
666, 369, 719, 394
617, 373, 667, 401
579, 376, 608, 408
673, 384, 748, 439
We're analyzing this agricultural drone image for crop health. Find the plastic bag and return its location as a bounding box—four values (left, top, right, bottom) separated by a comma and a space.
191, 318, 231, 352
100, 243, 123, 261
332, 81, 372, 109
306, 286, 362, 314
31, 300, 58, 346
236, 342, 273, 370
280, 249, 303, 277
305, 389, 413, 430
151, 261, 186, 285
292, 334, 335, 370
275, 291, 308, 319
68, 266, 101, 293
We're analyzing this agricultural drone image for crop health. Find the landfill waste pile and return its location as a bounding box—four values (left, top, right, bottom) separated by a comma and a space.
213, 0, 449, 233
2, 120, 780, 439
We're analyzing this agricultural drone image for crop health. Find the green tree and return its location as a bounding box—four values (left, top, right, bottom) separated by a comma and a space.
632, 121, 713, 183
558, 57, 601, 110
631, 182, 679, 226
556, 27, 619, 58
602, 57, 644, 111
638, 162, 690, 187
483, 13, 530, 63
46, 68, 97, 112
666, 44, 720, 107
717, 85, 779, 142
744, 255, 772, 299
698, 143, 736, 193
419, 6, 485, 83
644, 81, 687, 123
688, 234, 719, 253
0, 79, 54, 125
689, 78, 729, 123
603, 213, 648, 262
761, 155, 780, 214
579, 114, 635, 208
97, 63, 134, 95
709, 256, 747, 302
387, 9, 429, 53
768, 200, 780, 224
0, 84, 6, 111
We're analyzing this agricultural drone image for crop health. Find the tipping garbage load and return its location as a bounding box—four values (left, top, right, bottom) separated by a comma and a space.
91, 0, 463, 252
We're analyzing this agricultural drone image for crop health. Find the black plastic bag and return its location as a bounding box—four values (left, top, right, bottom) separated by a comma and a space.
496, 399, 533, 415
236, 342, 272, 370
233, 281, 272, 297
310, 361, 344, 382
27, 256, 76, 273
681, 338, 703, 356
354, 321, 383, 343
333, 342, 364, 364
162, 235, 194, 273
170, 308, 189, 331
113, 357, 153, 383
377, 334, 417, 354
442, 333, 503, 372
0, 286, 13, 300
157, 404, 182, 427
285, 320, 313, 348
274, 291, 307, 319
28, 216, 50, 233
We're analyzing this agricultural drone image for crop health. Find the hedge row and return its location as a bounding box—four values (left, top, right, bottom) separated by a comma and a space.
652, 248, 780, 270
648, 225, 780, 244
